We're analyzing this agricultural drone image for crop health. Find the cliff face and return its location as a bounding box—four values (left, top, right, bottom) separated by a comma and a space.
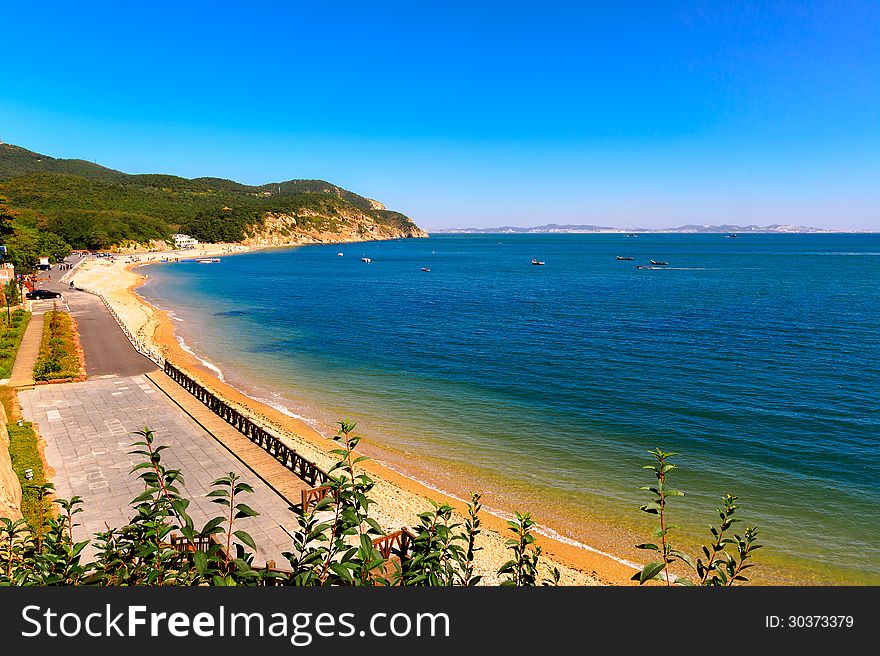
240, 208, 428, 247
0, 404, 23, 521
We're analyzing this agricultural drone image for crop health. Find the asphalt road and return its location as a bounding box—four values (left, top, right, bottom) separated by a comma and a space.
34, 260, 158, 378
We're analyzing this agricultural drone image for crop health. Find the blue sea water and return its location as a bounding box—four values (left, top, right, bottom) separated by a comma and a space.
141, 234, 880, 583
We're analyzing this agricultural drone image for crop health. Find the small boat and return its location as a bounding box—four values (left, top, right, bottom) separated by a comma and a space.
337, 252, 344, 256
531, 259, 545, 265
650, 260, 668, 266
627, 233, 638, 237
421, 267, 431, 272
196, 258, 220, 263
361, 257, 372, 263
637, 265, 655, 269
616, 256, 634, 261
726, 234, 740, 238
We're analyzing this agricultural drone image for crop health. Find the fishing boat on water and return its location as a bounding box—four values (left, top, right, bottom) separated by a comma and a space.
421, 267, 431, 272
531, 259, 545, 265
616, 256, 634, 261
195, 258, 221, 263
361, 257, 372, 263
650, 260, 668, 266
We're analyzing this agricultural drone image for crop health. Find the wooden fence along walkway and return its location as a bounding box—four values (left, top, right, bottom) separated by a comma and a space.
161, 361, 415, 579
169, 529, 415, 585
163, 361, 331, 506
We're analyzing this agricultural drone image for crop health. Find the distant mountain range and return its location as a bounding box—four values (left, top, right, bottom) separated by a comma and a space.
434, 223, 836, 234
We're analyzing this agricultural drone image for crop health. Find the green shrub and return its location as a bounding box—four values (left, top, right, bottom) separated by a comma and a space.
32, 311, 81, 381
0, 420, 760, 586
633, 449, 761, 586
0, 309, 30, 378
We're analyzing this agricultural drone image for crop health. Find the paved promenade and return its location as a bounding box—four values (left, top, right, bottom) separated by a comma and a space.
16, 262, 307, 567
19, 374, 300, 566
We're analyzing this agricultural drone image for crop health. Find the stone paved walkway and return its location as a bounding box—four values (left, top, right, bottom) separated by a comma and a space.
19, 374, 301, 566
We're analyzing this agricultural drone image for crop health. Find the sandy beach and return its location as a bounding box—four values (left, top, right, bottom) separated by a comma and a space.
70, 243, 642, 585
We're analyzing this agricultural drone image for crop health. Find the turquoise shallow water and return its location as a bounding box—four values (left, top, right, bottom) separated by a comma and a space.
141, 234, 880, 583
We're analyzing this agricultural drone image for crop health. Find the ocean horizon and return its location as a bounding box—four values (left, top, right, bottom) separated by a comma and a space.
140, 233, 880, 584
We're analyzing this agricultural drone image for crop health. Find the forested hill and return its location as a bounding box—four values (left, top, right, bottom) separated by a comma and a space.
0, 143, 426, 259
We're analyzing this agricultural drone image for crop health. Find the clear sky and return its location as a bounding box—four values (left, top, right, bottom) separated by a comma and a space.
1, 1, 878, 230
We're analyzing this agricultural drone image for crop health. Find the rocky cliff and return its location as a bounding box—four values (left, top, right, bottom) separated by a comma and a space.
241, 207, 428, 247
0, 404, 23, 521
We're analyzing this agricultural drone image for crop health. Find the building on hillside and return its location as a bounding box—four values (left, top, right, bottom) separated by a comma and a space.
173, 233, 199, 250
0, 263, 14, 283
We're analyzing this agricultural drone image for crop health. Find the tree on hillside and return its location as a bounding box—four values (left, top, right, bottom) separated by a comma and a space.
2, 222, 71, 273
183, 208, 264, 243
0, 198, 18, 237
38, 231, 72, 262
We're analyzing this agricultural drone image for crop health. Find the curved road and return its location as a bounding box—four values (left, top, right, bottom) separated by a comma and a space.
34, 261, 157, 378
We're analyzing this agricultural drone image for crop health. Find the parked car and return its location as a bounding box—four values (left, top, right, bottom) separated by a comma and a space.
25, 289, 62, 300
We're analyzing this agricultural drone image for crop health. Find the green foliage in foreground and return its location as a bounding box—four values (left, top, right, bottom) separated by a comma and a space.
0, 309, 30, 379
0, 421, 562, 586
0, 417, 761, 586
33, 311, 81, 382
634, 448, 762, 586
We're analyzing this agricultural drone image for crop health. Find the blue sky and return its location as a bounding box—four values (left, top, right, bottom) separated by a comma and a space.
1, 1, 878, 229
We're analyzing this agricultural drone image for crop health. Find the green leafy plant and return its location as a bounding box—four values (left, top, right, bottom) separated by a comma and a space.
0, 517, 33, 584
201, 472, 261, 585
460, 493, 482, 586
405, 500, 463, 586
498, 512, 559, 586
634, 449, 761, 586
312, 419, 385, 585
1, 421, 759, 588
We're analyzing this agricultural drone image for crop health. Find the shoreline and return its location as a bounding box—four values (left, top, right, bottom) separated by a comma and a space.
74, 241, 646, 585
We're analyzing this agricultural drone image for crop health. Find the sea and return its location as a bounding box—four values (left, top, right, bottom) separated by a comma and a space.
140, 233, 880, 584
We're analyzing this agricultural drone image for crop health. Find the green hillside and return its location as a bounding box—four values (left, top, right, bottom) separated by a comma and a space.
0, 143, 126, 181
0, 143, 423, 262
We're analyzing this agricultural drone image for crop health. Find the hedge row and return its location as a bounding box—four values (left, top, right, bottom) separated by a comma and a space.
0, 309, 30, 379
33, 311, 82, 381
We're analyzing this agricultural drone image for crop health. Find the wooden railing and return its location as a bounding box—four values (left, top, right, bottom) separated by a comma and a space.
169, 532, 223, 555
163, 361, 421, 583
259, 560, 292, 586
169, 527, 418, 584
170, 533, 292, 582
164, 361, 331, 495
372, 528, 416, 562
301, 484, 335, 513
